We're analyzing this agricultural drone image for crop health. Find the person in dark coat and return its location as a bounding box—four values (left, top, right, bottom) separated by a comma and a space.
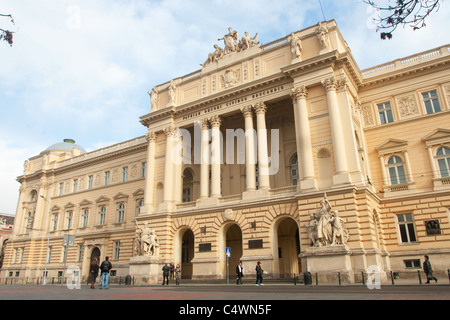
236, 261, 244, 285
89, 258, 99, 289
423, 255, 438, 284
162, 263, 170, 285
99, 256, 112, 289
255, 261, 264, 286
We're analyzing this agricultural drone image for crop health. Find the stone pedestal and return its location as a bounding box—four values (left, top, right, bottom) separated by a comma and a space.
129, 256, 162, 285
300, 245, 355, 284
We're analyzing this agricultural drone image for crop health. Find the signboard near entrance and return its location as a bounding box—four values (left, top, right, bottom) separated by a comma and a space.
225, 247, 231, 257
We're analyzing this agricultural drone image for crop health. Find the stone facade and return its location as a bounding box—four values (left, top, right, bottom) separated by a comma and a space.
2, 20, 450, 284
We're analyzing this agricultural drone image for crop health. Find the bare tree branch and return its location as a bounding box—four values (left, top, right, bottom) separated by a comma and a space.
0, 13, 15, 46
364, 0, 441, 39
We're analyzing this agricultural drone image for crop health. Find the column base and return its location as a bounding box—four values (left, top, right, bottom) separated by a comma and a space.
299, 178, 317, 192
242, 189, 270, 201
332, 172, 352, 186
196, 196, 220, 208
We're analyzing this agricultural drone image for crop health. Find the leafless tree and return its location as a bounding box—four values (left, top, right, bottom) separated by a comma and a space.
0, 13, 15, 46
364, 0, 441, 39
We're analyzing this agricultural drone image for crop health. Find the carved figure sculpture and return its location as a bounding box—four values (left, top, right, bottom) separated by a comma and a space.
134, 221, 160, 257
305, 194, 349, 247
289, 32, 302, 61
218, 27, 239, 54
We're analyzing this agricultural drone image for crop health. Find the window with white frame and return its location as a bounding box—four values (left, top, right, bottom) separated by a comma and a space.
114, 241, 120, 260
122, 166, 128, 182
66, 211, 73, 229
397, 213, 417, 243
77, 245, 83, 262
88, 175, 93, 189
141, 162, 147, 178
377, 102, 394, 124
422, 90, 441, 114
387, 156, 407, 185
104, 171, 110, 186
73, 179, 78, 193
290, 154, 299, 186
117, 203, 125, 223
136, 199, 144, 215
99, 206, 106, 225
437, 147, 450, 178
52, 213, 59, 231
81, 209, 89, 228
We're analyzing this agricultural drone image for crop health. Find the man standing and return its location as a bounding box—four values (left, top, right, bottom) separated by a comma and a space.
236, 261, 244, 285
162, 263, 170, 285
99, 256, 112, 289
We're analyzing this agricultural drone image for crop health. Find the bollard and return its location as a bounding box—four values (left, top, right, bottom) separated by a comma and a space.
418, 270, 422, 285
447, 269, 450, 284
338, 272, 341, 286
315, 273, 318, 286
390, 271, 395, 285
362, 271, 365, 286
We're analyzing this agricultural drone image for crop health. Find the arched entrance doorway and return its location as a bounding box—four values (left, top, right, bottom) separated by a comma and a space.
181, 229, 194, 279
225, 224, 242, 280
273, 217, 301, 278
90, 247, 100, 263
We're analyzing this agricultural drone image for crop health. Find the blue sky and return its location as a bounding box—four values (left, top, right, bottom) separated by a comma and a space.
1, 0, 449, 215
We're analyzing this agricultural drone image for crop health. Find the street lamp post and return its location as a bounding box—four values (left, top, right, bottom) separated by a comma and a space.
40, 195, 51, 285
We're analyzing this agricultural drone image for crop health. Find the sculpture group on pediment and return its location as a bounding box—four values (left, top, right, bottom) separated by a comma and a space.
202, 27, 260, 67
304, 194, 349, 247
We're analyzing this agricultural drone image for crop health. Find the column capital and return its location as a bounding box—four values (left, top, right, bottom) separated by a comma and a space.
291, 85, 308, 102
321, 76, 336, 92
253, 102, 267, 115
164, 126, 175, 137
146, 132, 158, 142
241, 105, 253, 118
209, 115, 222, 128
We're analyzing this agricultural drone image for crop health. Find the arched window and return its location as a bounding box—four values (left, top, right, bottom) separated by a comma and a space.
290, 154, 298, 186
387, 156, 406, 185
437, 147, 450, 178
117, 203, 125, 223
99, 206, 106, 225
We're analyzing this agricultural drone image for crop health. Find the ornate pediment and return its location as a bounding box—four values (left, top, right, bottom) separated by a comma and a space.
376, 139, 408, 155
422, 128, 450, 146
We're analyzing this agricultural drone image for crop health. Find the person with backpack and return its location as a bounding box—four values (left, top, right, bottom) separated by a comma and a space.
255, 261, 264, 286
99, 256, 112, 289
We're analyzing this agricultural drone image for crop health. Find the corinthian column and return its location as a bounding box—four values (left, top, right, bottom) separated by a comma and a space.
162, 126, 176, 210
322, 76, 350, 185
291, 86, 316, 190
254, 102, 270, 190
210, 115, 222, 197
200, 119, 210, 199
242, 105, 256, 191
143, 131, 157, 214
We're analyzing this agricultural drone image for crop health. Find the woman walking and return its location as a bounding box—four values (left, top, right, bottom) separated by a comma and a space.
89, 258, 99, 289
423, 255, 438, 284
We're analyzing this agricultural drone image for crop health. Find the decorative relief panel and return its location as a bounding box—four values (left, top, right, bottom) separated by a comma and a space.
396, 94, 420, 119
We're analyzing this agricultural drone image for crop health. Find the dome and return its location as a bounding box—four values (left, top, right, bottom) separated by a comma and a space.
42, 139, 87, 154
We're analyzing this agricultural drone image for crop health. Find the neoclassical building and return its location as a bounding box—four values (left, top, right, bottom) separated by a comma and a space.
2, 20, 450, 284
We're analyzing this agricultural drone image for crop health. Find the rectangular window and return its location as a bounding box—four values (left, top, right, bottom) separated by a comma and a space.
122, 166, 128, 182
88, 175, 93, 189
77, 245, 83, 262
99, 207, 106, 225
397, 213, 417, 243
104, 171, 110, 186
82, 209, 89, 227
114, 241, 120, 260
59, 182, 64, 196
422, 90, 441, 114
52, 214, 59, 231
66, 211, 73, 229
73, 179, 78, 193
141, 162, 147, 178
377, 102, 394, 124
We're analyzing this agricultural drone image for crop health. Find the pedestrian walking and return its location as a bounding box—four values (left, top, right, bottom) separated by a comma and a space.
423, 255, 438, 284
99, 256, 112, 289
255, 261, 264, 286
175, 264, 181, 285
89, 258, 99, 289
236, 261, 244, 285
162, 263, 170, 285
